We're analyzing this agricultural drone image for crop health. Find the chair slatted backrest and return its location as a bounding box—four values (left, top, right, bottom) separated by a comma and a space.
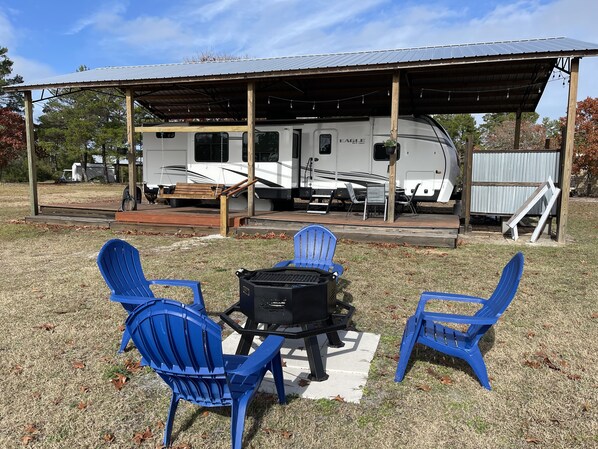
97, 240, 154, 309
294, 224, 337, 271
468, 252, 524, 339
126, 299, 232, 407
345, 183, 359, 203
366, 184, 386, 205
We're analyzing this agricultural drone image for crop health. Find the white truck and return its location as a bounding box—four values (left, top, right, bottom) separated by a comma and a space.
142, 115, 459, 210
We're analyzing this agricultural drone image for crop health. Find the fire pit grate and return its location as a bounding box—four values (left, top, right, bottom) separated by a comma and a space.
250, 271, 320, 285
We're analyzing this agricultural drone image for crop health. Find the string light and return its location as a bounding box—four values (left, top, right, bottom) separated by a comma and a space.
362, 95, 364, 104
227, 100, 230, 108
337, 100, 340, 109
267, 97, 270, 105
420, 89, 423, 98
290, 100, 293, 109
313, 102, 316, 110
476, 93, 480, 101
447, 91, 451, 102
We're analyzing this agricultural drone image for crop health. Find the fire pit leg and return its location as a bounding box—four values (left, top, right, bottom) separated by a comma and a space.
302, 325, 329, 382
326, 330, 344, 348
236, 319, 258, 355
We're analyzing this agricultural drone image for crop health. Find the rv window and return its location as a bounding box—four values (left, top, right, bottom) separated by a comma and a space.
319, 134, 332, 155
194, 133, 229, 162
373, 143, 390, 161
242, 131, 279, 162
156, 132, 175, 138
292, 132, 300, 159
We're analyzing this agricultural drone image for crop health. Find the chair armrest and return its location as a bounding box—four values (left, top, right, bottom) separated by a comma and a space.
228, 335, 285, 377
331, 263, 344, 277
149, 279, 206, 310
273, 260, 293, 268
421, 311, 497, 325
416, 291, 486, 315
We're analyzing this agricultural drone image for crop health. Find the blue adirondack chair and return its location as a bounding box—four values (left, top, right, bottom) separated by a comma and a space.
125, 299, 286, 449
395, 252, 524, 390
274, 224, 344, 276
97, 238, 206, 353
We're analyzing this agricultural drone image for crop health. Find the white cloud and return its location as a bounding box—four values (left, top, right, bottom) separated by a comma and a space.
11, 55, 56, 82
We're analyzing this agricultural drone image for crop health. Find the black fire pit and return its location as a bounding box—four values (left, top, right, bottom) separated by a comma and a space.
220, 266, 354, 381
237, 267, 337, 325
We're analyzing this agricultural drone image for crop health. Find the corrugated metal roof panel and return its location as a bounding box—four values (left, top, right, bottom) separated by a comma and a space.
11, 37, 598, 89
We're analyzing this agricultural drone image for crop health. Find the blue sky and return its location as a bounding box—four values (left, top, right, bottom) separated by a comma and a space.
1, 0, 597, 120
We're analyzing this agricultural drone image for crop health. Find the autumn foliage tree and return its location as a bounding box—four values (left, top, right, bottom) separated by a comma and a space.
0, 107, 26, 178
568, 97, 598, 196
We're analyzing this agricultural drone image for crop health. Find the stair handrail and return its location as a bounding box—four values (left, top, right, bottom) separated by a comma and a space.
221, 178, 258, 198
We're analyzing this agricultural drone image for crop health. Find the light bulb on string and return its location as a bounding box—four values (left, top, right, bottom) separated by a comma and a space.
290, 100, 293, 109
362, 95, 364, 104
313, 102, 316, 110
420, 89, 423, 98
267, 97, 270, 105
506, 89, 510, 99
337, 100, 340, 109
387, 90, 390, 96
476, 93, 480, 101
227, 100, 230, 108
447, 92, 451, 102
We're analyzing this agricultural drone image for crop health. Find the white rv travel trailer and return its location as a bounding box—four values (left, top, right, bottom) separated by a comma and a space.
142, 115, 459, 209
61, 163, 116, 183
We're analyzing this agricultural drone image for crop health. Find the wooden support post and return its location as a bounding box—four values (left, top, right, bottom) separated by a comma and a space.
514, 110, 522, 149
24, 91, 39, 216
125, 89, 137, 209
462, 136, 474, 233
386, 72, 400, 222
220, 195, 229, 237
247, 82, 256, 216
557, 58, 579, 243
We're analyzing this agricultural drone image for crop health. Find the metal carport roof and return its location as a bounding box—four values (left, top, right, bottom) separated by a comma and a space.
8, 37, 598, 120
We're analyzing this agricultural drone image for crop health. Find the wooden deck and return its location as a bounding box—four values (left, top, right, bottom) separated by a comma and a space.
30, 201, 460, 247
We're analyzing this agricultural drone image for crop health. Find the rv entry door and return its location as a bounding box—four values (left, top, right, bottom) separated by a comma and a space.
310, 129, 337, 189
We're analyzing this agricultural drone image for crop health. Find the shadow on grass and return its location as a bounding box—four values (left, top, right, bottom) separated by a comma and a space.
171, 392, 297, 446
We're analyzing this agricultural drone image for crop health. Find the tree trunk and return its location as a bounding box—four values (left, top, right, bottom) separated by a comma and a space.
102, 144, 109, 183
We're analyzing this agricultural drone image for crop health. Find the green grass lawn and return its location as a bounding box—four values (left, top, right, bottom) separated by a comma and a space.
0, 182, 596, 448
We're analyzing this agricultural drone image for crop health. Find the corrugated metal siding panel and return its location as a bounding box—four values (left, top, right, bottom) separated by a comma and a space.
13, 37, 598, 88
473, 151, 560, 183
471, 151, 560, 215
471, 186, 557, 215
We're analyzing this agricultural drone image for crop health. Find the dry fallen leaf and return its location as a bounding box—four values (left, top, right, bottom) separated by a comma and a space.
440, 375, 453, 385
201, 411, 210, 417
416, 384, 432, 392
132, 427, 152, 445
281, 430, 293, 440
591, 312, 598, 319
332, 395, 345, 402
77, 401, 88, 410
525, 436, 541, 444
79, 385, 90, 393
110, 373, 128, 390
12, 364, 24, 375
103, 433, 115, 444
24, 424, 38, 434
155, 420, 165, 430
124, 359, 142, 373
117, 324, 126, 332
298, 379, 310, 387
21, 435, 35, 446
72, 361, 85, 370
36, 323, 56, 331
524, 360, 542, 369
